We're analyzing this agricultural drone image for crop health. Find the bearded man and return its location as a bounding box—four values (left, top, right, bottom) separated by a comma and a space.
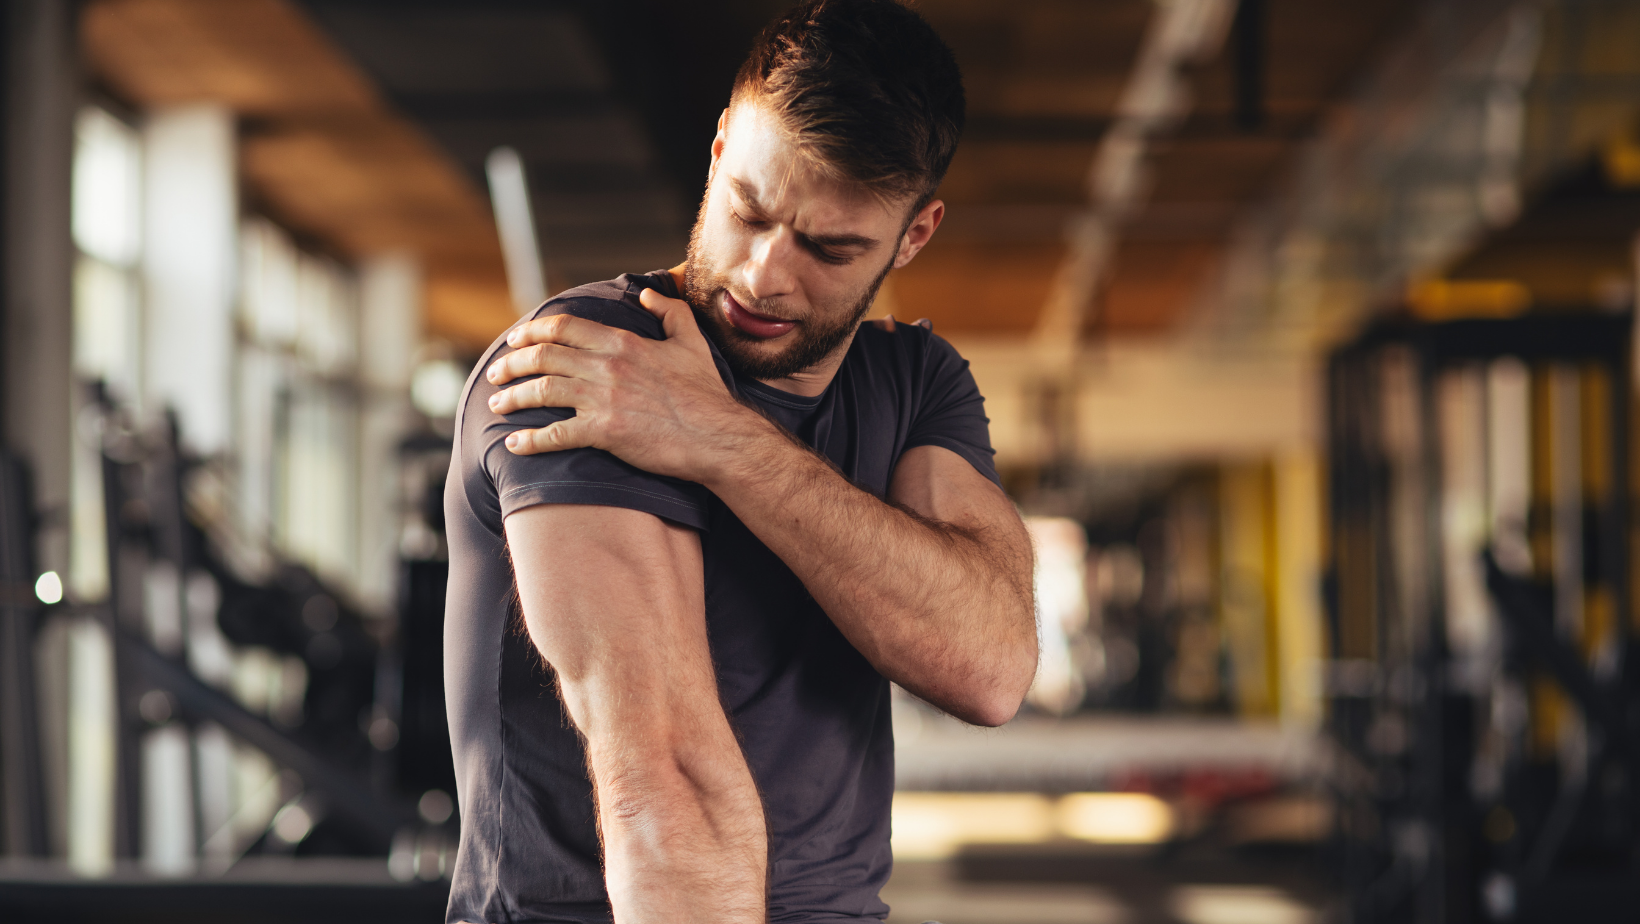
442, 2, 1037, 921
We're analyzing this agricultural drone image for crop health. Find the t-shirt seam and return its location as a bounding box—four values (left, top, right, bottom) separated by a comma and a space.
500, 480, 705, 512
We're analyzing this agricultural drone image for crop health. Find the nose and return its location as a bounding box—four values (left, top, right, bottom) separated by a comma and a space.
741, 226, 798, 302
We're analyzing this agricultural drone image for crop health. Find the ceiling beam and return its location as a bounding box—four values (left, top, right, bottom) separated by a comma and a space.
82, 0, 516, 350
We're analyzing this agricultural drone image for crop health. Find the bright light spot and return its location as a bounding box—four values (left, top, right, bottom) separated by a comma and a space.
388, 828, 416, 882
34, 571, 63, 605
411, 359, 467, 419
891, 790, 1179, 860
1058, 792, 1174, 844
1170, 885, 1315, 924
891, 793, 1056, 860
418, 789, 454, 825
272, 803, 314, 845
72, 108, 142, 267
1025, 516, 1089, 715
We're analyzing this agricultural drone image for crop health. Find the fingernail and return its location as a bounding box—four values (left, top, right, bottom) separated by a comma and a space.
488, 394, 500, 409
505, 434, 518, 448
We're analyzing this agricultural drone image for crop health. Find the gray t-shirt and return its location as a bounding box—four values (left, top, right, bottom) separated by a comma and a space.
443, 270, 999, 923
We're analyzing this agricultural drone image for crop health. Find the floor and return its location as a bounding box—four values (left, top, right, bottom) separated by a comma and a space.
881, 847, 1335, 924
885, 710, 1337, 923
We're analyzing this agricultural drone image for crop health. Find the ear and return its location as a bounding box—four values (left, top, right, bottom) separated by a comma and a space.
892, 199, 945, 270
709, 108, 730, 178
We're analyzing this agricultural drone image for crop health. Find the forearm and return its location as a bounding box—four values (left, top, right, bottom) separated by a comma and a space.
700, 413, 1035, 725
591, 720, 766, 923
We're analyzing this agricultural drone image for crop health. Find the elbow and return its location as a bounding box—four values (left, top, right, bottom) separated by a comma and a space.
959, 693, 1023, 729
954, 634, 1037, 728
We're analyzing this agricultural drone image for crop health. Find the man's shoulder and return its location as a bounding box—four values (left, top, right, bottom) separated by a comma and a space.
849, 317, 966, 377
521, 270, 673, 342
459, 271, 669, 445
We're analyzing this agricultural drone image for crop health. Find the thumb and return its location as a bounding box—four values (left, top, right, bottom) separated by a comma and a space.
639, 286, 702, 341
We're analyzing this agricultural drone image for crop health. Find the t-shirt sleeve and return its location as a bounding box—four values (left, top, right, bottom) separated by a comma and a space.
468, 295, 713, 531
905, 332, 1003, 488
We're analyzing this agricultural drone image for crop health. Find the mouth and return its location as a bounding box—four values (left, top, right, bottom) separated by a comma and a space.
722, 290, 797, 340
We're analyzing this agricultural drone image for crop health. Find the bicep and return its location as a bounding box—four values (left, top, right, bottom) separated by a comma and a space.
503, 503, 711, 736
888, 444, 1028, 555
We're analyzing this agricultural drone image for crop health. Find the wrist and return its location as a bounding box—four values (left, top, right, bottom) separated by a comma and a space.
692, 400, 795, 493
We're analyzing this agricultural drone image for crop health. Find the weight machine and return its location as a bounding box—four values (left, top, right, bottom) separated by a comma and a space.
1326, 312, 1640, 922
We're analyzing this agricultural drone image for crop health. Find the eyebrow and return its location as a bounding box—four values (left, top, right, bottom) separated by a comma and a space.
729, 177, 881, 252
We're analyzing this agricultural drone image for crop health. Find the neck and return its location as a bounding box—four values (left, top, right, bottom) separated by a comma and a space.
755, 337, 854, 397
668, 263, 852, 399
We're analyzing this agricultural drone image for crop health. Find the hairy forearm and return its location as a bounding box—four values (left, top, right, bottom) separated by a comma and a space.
699, 413, 1035, 726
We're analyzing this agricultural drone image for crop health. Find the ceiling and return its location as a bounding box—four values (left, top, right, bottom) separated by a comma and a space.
82, 0, 1428, 353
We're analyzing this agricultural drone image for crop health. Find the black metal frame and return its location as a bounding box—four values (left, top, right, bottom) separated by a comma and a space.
0, 451, 49, 857
1326, 312, 1638, 923
89, 391, 423, 864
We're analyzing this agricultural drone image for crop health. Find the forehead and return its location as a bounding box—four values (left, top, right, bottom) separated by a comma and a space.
720, 103, 902, 229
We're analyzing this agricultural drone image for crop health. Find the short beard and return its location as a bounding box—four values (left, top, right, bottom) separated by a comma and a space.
682, 210, 893, 381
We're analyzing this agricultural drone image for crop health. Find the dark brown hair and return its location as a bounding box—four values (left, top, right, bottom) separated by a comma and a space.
731, 0, 965, 213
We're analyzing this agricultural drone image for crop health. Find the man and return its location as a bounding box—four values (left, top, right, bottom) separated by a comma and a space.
443, 1, 1036, 921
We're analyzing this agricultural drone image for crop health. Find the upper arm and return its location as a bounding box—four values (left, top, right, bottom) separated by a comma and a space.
888, 444, 1026, 551
503, 503, 714, 740
892, 330, 1012, 536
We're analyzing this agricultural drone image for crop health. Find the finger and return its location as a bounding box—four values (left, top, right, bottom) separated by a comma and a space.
638, 287, 702, 341
487, 374, 587, 415
504, 417, 594, 455
487, 342, 595, 386
505, 312, 624, 353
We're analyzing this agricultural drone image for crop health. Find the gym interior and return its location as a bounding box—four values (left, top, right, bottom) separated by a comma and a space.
5, 1, 1640, 922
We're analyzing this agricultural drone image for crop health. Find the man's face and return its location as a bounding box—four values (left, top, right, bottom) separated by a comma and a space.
683, 103, 919, 382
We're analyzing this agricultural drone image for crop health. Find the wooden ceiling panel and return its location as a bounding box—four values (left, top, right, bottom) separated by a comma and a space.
1090, 0, 1422, 333
890, 241, 1065, 335
925, 0, 1149, 73
83, 0, 514, 352
1182, 0, 1421, 126
937, 141, 1098, 205
84, 0, 377, 116
1145, 135, 1292, 206
82, 0, 1425, 346
241, 119, 498, 258
966, 74, 1130, 120
425, 275, 518, 355
1098, 240, 1224, 334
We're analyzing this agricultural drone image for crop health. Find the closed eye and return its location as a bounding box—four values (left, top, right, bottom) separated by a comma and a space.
807, 243, 853, 266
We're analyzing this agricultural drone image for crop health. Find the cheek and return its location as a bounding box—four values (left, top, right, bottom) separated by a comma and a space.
697, 202, 752, 270
812, 262, 879, 308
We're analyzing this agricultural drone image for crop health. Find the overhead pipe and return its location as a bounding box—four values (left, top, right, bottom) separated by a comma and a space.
485, 146, 548, 315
